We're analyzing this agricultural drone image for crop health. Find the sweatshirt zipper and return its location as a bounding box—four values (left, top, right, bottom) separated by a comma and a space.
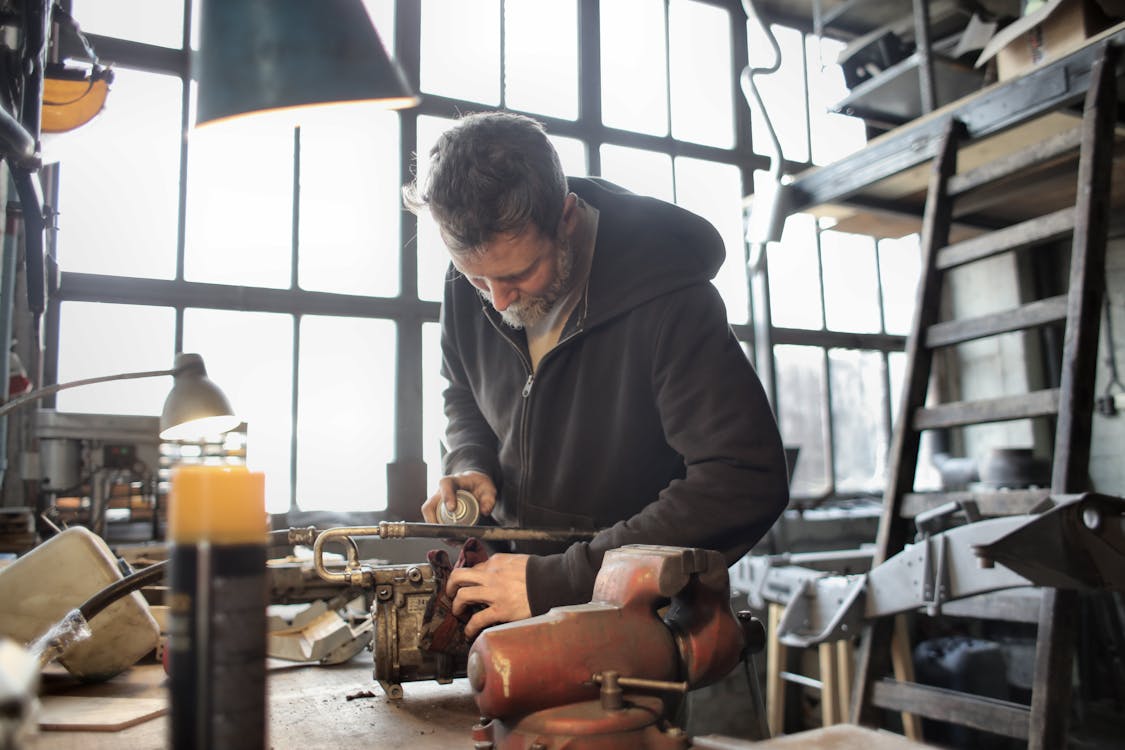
482, 301, 587, 528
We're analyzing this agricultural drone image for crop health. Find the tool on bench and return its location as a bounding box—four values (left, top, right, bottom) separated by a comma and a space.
468, 544, 768, 749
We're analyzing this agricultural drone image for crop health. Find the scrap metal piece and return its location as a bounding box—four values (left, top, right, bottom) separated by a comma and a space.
974, 492, 1125, 590
268, 608, 356, 663
775, 574, 867, 649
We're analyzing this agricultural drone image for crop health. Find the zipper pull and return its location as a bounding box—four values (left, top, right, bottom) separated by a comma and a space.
522, 373, 534, 398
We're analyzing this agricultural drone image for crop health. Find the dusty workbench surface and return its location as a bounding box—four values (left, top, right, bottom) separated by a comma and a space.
27, 655, 480, 749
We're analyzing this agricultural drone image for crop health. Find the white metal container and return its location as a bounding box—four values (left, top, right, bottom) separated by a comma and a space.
0, 526, 160, 681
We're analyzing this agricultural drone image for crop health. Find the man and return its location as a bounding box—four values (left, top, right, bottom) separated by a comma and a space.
403, 111, 788, 640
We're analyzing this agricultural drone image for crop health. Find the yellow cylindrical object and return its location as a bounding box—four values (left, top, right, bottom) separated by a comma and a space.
169, 465, 266, 545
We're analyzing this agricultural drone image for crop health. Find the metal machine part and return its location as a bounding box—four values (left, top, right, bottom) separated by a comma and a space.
974, 491, 1125, 589
438, 490, 480, 526
774, 493, 1125, 649
309, 522, 598, 699
467, 545, 759, 749
368, 562, 463, 699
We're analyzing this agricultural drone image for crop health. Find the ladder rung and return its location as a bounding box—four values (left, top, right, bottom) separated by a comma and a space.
948, 125, 1082, 197
913, 389, 1060, 430
779, 671, 823, 690
901, 489, 1052, 518
925, 294, 1069, 348
871, 679, 1030, 740
936, 207, 1074, 270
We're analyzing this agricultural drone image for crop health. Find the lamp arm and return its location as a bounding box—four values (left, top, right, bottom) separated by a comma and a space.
0, 368, 176, 419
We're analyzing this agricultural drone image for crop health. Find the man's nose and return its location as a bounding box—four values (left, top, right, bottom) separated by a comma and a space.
488, 281, 518, 310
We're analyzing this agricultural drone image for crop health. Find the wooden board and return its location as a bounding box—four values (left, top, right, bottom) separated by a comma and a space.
38, 696, 167, 732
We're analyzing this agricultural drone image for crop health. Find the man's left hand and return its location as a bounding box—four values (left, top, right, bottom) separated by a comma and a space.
447, 553, 531, 638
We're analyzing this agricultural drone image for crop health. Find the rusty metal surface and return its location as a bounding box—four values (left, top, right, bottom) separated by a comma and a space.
468, 545, 745, 722
368, 562, 467, 699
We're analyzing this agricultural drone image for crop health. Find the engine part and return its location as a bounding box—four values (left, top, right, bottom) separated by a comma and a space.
369, 562, 465, 699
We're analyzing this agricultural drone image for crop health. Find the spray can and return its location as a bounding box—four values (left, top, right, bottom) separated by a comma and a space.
438, 489, 480, 526
168, 465, 267, 750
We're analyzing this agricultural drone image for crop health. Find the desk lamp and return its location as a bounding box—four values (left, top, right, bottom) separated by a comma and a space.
0, 352, 238, 441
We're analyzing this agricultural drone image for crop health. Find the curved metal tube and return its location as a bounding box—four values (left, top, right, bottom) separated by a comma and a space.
740, 0, 784, 184
312, 526, 382, 584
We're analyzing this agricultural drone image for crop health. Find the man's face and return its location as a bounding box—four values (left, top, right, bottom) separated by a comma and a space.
451, 223, 575, 329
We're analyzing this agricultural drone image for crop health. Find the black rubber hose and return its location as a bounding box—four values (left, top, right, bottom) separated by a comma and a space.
78, 529, 297, 623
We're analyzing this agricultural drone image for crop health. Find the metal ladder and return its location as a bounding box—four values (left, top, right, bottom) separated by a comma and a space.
850, 45, 1120, 749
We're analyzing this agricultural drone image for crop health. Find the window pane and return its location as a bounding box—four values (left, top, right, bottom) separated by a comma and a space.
420, 0, 500, 105
748, 23, 808, 163
71, 0, 183, 49
185, 114, 293, 288
299, 109, 400, 297
599, 145, 673, 203
422, 322, 445, 494
767, 211, 823, 330
551, 135, 587, 177
807, 35, 867, 166
879, 234, 922, 336
821, 227, 881, 333
296, 316, 395, 512
363, 0, 395, 49
601, 0, 668, 136
674, 157, 747, 324
415, 116, 456, 302
505, 0, 578, 119
775, 345, 829, 499
55, 68, 181, 279
829, 348, 888, 494
670, 0, 734, 148
183, 309, 294, 515
56, 302, 175, 415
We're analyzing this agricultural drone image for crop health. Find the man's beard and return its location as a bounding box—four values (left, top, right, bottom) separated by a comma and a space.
480, 236, 576, 330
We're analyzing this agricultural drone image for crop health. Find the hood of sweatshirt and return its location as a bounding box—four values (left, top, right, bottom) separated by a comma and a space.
566, 177, 726, 330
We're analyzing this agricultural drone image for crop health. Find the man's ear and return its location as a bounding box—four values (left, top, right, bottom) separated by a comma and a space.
560, 192, 579, 230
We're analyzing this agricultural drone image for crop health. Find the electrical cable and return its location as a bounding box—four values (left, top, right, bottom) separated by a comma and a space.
78, 528, 297, 624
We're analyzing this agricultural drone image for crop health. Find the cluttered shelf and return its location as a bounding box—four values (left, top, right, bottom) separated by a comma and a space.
752, 19, 1125, 240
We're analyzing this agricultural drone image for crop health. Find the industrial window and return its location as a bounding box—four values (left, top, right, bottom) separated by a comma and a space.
46, 1, 917, 520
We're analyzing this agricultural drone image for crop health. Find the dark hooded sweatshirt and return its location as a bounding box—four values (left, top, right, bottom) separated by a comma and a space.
439, 177, 789, 615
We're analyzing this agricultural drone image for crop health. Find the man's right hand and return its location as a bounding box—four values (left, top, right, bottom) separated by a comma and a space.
422, 470, 498, 523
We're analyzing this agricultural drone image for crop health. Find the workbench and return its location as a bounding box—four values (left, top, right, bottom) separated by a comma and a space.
27, 654, 480, 749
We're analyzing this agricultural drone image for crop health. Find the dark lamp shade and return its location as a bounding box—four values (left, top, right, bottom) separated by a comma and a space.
194, 0, 419, 128
159, 353, 240, 441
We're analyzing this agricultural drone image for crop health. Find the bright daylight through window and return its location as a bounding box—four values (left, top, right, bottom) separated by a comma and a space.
51, 0, 921, 516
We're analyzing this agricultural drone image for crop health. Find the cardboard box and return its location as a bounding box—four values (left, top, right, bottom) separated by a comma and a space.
976, 0, 1109, 80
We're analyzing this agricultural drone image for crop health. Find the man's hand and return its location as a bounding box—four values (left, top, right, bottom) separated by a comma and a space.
422, 471, 497, 523
447, 553, 531, 638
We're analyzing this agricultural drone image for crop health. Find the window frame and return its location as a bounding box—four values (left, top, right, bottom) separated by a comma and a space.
43, 0, 907, 522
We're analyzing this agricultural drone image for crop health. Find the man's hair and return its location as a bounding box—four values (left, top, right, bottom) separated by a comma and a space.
402, 111, 567, 254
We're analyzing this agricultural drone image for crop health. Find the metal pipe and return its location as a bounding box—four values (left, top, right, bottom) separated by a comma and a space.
311, 523, 599, 584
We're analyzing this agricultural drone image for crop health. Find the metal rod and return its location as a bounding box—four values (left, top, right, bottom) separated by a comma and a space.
376, 521, 598, 542
592, 672, 689, 694
311, 523, 599, 584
